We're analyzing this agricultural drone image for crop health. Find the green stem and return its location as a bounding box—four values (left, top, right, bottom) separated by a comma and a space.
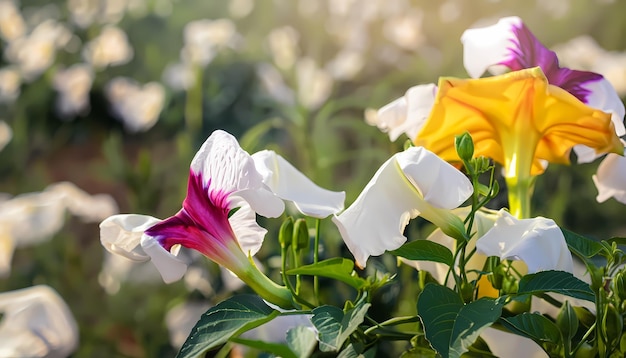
314, 219, 320, 305
505, 175, 536, 219
185, 65, 203, 133
236, 258, 293, 309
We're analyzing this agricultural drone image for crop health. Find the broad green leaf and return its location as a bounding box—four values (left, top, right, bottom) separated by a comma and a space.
417, 284, 503, 358
562, 229, 604, 258
177, 295, 279, 358
229, 337, 297, 358
287, 258, 367, 289
389, 240, 454, 267
501, 313, 562, 353
311, 300, 371, 352
337, 343, 377, 358
517, 271, 595, 302
286, 326, 317, 358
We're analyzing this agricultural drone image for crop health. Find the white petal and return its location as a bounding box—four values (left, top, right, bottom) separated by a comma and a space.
593, 150, 626, 204
190, 130, 284, 217
333, 147, 471, 267
252, 150, 345, 218
99, 214, 161, 261
461, 17, 522, 78
0, 227, 15, 277
476, 210, 573, 273
0, 285, 78, 358
481, 327, 547, 358
140, 234, 189, 283
45, 181, 119, 222
584, 77, 626, 136
228, 200, 267, 256
373, 84, 437, 141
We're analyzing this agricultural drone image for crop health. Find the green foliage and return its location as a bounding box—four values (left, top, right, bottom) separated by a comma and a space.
517, 271, 595, 302
311, 299, 371, 352
390, 240, 455, 267
287, 258, 367, 290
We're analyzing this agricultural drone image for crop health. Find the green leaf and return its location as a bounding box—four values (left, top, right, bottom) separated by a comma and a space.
286, 326, 317, 358
337, 343, 377, 358
606, 237, 626, 246
389, 240, 454, 267
501, 313, 562, 353
229, 337, 297, 358
517, 270, 595, 302
562, 229, 604, 258
287, 258, 367, 289
311, 300, 371, 352
177, 295, 279, 358
417, 284, 503, 358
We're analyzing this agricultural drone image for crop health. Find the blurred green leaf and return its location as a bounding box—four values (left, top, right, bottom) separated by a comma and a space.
229, 337, 297, 358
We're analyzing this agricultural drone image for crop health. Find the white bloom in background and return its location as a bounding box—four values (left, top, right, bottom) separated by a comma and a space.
476, 210, 574, 273
481, 327, 547, 358
228, 0, 254, 18
105, 77, 165, 133
0, 182, 118, 277
181, 19, 239, 67
255, 63, 296, 106
0, 285, 78, 358
98, 251, 165, 294
5, 20, 72, 80
296, 57, 334, 110
366, 84, 437, 142
593, 141, 626, 204
82, 26, 134, 69
333, 147, 473, 268
165, 301, 212, 349
267, 26, 300, 71
383, 9, 425, 51
0, 66, 21, 103
162, 62, 195, 91
53, 63, 94, 118
0, 121, 12, 152
326, 49, 365, 81
0, 0, 26, 42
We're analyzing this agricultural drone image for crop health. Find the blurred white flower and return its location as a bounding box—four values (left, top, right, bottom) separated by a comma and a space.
0, 66, 21, 102
0, 121, 12, 152
98, 251, 164, 294
228, 0, 254, 18
255, 62, 295, 106
82, 26, 134, 69
181, 19, 239, 67
296, 57, 333, 110
0, 285, 78, 358
0, 182, 118, 277
105, 77, 165, 133
593, 141, 626, 204
162, 62, 195, 91
0, 0, 26, 42
438, 1, 462, 23
165, 301, 212, 349
536, 0, 570, 19
383, 10, 425, 51
53, 63, 94, 119
326, 49, 365, 81
68, 0, 130, 28
5, 20, 72, 80
267, 26, 300, 71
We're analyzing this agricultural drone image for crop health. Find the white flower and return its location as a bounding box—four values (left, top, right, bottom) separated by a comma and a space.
82, 26, 134, 69
593, 142, 626, 204
0, 120, 12, 151
296, 57, 334, 110
333, 146, 472, 268
105, 77, 165, 133
181, 19, 239, 67
0, 285, 78, 358
53, 63, 94, 118
0, 66, 21, 103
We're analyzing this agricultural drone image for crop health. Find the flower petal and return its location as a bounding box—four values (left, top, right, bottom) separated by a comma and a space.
190, 130, 284, 217
371, 84, 437, 141
99, 214, 161, 261
140, 234, 189, 283
593, 148, 626, 204
251, 150, 345, 218
333, 147, 472, 267
476, 210, 573, 273
0, 285, 78, 358
228, 199, 267, 256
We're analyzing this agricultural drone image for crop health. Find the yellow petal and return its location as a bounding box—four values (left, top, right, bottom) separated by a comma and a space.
415, 67, 622, 176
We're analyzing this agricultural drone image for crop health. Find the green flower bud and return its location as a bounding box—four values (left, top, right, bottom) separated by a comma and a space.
279, 217, 294, 249
293, 218, 309, 251
455, 132, 474, 162
613, 271, 626, 301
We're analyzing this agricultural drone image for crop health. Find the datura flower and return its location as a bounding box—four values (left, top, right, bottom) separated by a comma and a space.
100, 130, 345, 308
0, 285, 78, 358
593, 141, 626, 204
476, 210, 573, 274
332, 146, 473, 268
461, 16, 625, 164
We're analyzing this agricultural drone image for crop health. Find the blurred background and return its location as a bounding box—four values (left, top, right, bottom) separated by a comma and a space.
1, 0, 625, 356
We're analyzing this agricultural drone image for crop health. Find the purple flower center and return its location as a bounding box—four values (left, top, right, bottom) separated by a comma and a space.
500, 21, 603, 104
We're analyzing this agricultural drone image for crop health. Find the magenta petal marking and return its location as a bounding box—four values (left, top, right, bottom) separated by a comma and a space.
501, 21, 603, 104
145, 171, 243, 265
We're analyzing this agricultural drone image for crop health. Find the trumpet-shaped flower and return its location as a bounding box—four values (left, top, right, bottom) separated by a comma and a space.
415, 67, 622, 217
476, 210, 573, 273
100, 130, 344, 308
593, 141, 626, 204
461, 16, 626, 163
332, 146, 472, 268
0, 285, 78, 358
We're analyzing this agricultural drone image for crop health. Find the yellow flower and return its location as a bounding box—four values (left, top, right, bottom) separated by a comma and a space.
415, 67, 622, 178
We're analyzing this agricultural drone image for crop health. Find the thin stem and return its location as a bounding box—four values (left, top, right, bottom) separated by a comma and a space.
314, 219, 321, 305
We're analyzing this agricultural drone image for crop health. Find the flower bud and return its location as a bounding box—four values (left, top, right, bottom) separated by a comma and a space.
293, 218, 309, 251
455, 132, 474, 162
279, 217, 294, 249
